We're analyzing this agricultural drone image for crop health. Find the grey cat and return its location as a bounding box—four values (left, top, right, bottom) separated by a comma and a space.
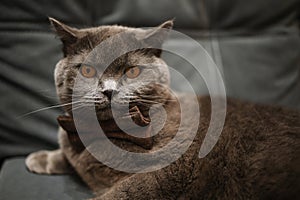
26, 18, 300, 200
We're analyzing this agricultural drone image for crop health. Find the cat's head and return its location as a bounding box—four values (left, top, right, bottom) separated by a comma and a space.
51, 18, 173, 120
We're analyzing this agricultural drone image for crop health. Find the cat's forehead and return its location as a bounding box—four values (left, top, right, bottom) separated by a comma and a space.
82, 26, 140, 47
68, 26, 156, 67
68, 50, 157, 70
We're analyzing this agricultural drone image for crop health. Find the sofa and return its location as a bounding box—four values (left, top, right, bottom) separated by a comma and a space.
0, 0, 299, 199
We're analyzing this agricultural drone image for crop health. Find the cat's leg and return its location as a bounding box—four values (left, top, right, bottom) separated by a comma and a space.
92, 146, 201, 200
25, 149, 73, 174
91, 174, 156, 200
92, 172, 181, 200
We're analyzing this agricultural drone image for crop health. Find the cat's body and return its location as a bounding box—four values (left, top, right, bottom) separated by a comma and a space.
26, 18, 300, 200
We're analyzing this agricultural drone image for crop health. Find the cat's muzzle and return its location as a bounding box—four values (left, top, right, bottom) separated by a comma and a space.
57, 106, 153, 152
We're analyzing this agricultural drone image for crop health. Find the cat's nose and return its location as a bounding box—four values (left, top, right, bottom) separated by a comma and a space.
102, 89, 118, 100
101, 79, 119, 100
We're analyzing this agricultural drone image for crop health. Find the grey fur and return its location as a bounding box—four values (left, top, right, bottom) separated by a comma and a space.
26, 18, 300, 200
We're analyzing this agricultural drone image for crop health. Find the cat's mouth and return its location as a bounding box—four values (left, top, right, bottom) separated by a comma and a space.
94, 100, 150, 121
58, 106, 153, 152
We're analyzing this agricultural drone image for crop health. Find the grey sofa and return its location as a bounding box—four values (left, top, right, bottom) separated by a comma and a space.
0, 0, 299, 199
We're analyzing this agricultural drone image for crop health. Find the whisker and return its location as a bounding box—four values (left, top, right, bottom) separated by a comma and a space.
17, 100, 84, 118
131, 99, 161, 104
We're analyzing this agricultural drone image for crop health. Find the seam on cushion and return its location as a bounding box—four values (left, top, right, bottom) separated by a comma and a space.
0, 30, 54, 35
210, 37, 225, 78
0, 21, 88, 33
177, 26, 299, 39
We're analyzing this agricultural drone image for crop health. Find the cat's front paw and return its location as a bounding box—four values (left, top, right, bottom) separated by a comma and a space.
25, 149, 72, 174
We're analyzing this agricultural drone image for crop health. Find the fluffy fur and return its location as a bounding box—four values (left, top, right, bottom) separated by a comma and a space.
26, 18, 300, 200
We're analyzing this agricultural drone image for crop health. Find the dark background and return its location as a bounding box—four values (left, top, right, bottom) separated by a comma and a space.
0, 0, 299, 168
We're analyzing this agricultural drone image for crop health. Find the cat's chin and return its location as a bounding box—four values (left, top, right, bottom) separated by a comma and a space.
95, 106, 129, 121
95, 103, 148, 121
95, 107, 114, 121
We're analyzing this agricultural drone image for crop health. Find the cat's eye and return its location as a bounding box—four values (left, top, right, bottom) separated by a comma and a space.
125, 66, 141, 79
80, 65, 97, 78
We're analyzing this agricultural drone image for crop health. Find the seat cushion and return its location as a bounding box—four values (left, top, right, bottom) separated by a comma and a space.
0, 157, 93, 199
0, 0, 299, 167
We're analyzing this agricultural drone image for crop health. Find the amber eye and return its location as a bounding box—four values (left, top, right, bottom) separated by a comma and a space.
80, 65, 97, 78
125, 66, 141, 79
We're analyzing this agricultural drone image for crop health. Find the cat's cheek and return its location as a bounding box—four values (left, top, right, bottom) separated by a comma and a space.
54, 60, 66, 87
159, 75, 168, 84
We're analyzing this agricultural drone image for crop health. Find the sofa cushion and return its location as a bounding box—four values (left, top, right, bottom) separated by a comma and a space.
0, 0, 299, 167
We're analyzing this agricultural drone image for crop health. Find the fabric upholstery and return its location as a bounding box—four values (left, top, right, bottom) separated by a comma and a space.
0, 158, 93, 199
0, 0, 299, 167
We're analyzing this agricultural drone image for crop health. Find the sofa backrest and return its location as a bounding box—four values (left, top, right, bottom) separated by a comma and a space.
0, 0, 299, 166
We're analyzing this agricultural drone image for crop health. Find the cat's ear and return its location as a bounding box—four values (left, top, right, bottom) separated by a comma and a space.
49, 17, 80, 56
139, 20, 174, 57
